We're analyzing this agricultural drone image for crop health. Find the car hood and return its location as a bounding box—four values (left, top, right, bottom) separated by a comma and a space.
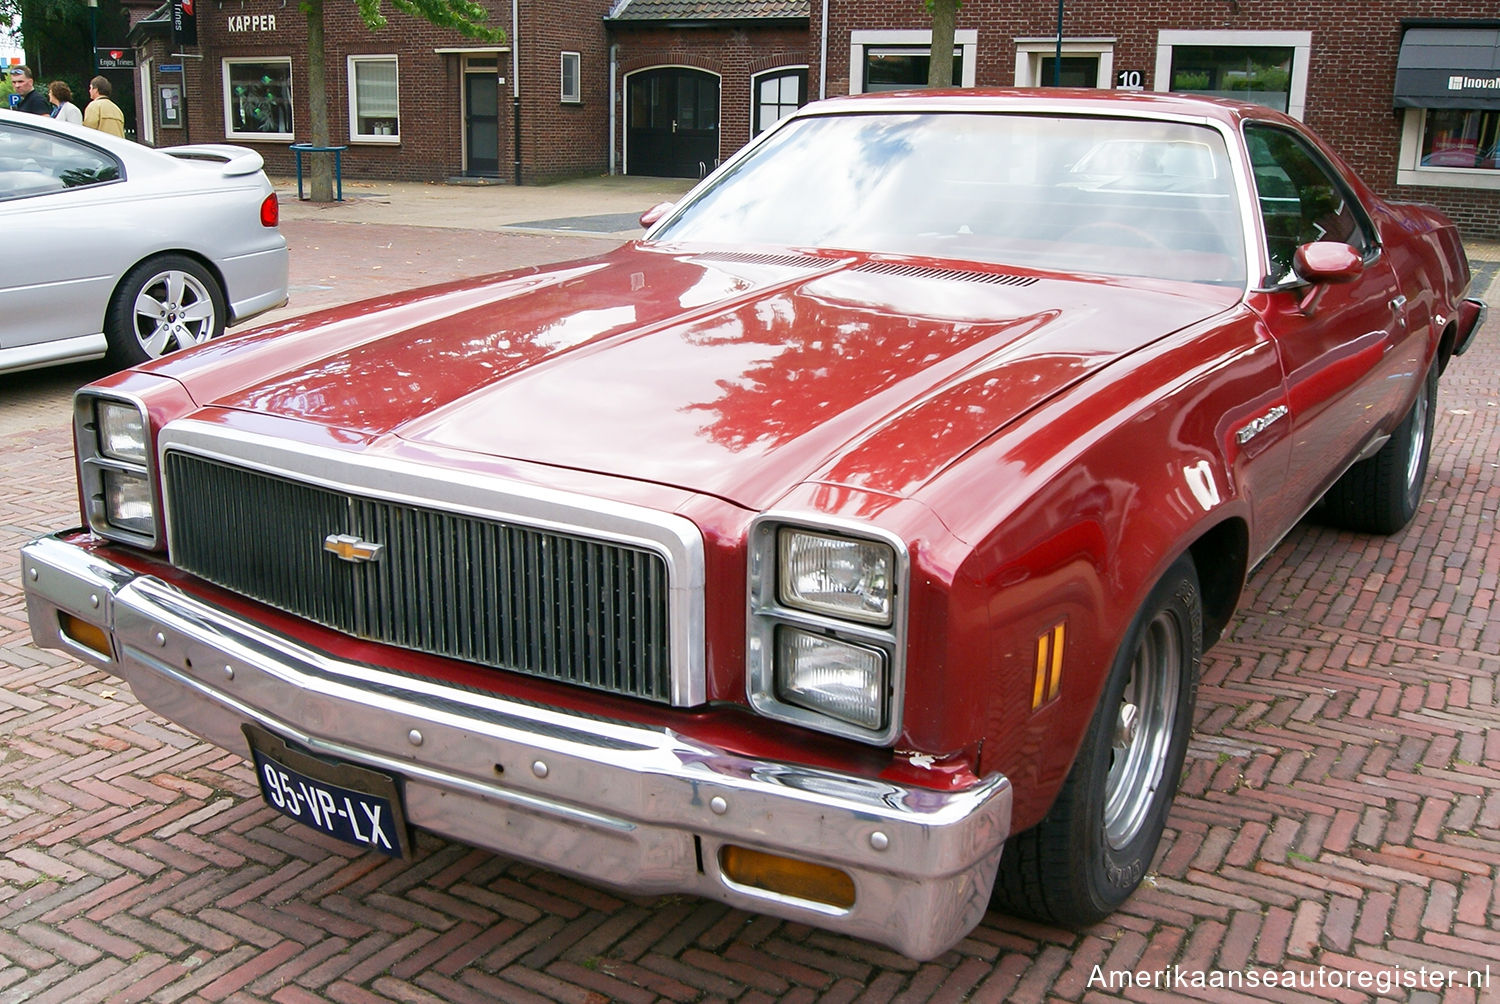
175, 244, 1238, 509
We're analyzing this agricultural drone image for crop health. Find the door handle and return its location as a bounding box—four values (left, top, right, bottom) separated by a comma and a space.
1389, 295, 1407, 312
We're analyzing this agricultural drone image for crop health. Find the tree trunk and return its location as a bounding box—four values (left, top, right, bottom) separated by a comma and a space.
928, 0, 958, 88
305, 0, 334, 202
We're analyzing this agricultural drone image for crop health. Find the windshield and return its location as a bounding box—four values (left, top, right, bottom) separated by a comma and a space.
652, 112, 1247, 286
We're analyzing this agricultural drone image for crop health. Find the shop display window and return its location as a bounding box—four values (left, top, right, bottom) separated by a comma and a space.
224, 58, 294, 140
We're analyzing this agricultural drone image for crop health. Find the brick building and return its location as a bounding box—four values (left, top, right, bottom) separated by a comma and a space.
125, 0, 809, 187
124, 0, 1498, 238
814, 2, 1498, 240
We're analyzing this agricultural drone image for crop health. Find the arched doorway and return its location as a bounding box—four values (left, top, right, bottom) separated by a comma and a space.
626, 67, 720, 178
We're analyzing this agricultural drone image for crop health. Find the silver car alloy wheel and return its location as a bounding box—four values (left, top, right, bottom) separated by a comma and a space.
131, 267, 219, 358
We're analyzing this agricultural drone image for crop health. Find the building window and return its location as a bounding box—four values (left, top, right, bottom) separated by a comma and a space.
349, 56, 399, 141
223, 58, 294, 140
1014, 39, 1115, 88
849, 30, 978, 94
1154, 31, 1311, 119
561, 52, 581, 104
1397, 108, 1500, 191
865, 47, 965, 91
1421, 109, 1499, 168
752, 67, 807, 135
1171, 46, 1292, 111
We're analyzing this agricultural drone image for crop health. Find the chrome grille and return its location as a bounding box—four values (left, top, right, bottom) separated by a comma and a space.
163, 452, 673, 702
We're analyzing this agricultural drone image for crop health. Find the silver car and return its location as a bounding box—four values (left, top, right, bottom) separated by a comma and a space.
0, 109, 288, 375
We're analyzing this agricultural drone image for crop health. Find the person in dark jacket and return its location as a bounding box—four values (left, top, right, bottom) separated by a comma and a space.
9, 66, 51, 115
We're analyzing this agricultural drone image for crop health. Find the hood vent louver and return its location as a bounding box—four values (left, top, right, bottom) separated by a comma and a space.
692, 250, 836, 270
854, 262, 1039, 287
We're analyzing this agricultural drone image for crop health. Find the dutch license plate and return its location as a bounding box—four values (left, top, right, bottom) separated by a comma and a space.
243, 723, 410, 859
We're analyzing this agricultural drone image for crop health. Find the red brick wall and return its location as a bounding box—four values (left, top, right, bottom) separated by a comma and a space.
516, 1, 611, 183
162, 0, 606, 184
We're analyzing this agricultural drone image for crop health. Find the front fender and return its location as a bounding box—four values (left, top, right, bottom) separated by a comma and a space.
920, 308, 1280, 830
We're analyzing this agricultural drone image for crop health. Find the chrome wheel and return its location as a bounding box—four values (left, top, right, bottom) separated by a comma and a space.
131, 267, 219, 358
1404, 377, 1428, 494
1103, 609, 1183, 850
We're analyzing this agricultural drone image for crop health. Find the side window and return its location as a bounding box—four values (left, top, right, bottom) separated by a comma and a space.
1245, 124, 1375, 282
0, 123, 121, 201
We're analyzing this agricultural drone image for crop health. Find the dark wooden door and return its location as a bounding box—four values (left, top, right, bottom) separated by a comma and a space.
627, 68, 719, 178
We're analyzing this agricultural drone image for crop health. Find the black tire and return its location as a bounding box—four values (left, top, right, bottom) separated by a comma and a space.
992, 555, 1201, 927
1320, 361, 1437, 535
105, 254, 227, 368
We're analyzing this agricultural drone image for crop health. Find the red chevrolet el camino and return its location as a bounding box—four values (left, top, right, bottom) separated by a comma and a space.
23, 90, 1486, 958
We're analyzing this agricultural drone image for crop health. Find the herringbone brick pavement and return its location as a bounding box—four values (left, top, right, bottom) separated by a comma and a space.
2, 212, 1497, 1003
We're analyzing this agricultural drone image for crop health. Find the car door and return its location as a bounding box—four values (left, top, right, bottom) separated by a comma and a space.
1243, 123, 1413, 508
0, 120, 125, 351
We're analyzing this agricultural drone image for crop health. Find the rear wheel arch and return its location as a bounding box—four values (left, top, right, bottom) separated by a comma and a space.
103, 249, 228, 332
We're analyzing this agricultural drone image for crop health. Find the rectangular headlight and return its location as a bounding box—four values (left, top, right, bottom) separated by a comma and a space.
778, 529, 894, 626
101, 469, 155, 535
97, 400, 149, 465
775, 628, 887, 730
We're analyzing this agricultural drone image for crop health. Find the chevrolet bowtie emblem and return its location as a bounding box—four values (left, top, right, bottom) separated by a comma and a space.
324, 533, 385, 563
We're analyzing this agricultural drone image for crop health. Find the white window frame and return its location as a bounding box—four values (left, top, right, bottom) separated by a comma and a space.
751, 65, 808, 137
348, 54, 400, 144
1013, 38, 1116, 88
849, 29, 978, 95
561, 51, 582, 104
1153, 30, 1312, 120
222, 56, 295, 141
1396, 108, 1500, 191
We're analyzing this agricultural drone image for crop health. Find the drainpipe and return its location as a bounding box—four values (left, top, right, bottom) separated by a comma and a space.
1054, 0, 1064, 85
818, 0, 829, 99
512, 0, 522, 185
609, 43, 618, 175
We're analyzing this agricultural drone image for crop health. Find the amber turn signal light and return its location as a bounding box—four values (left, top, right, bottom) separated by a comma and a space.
718, 845, 856, 910
59, 612, 111, 659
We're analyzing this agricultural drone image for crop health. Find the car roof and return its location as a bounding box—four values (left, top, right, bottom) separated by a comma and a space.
798, 87, 1287, 128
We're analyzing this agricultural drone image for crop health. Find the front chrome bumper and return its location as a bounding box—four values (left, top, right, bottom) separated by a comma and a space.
22, 532, 1012, 960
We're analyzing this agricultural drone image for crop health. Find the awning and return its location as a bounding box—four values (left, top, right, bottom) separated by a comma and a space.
1395, 26, 1500, 109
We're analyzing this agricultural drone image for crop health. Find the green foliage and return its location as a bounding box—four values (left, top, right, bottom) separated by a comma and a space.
9, 0, 129, 112
354, 0, 505, 40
